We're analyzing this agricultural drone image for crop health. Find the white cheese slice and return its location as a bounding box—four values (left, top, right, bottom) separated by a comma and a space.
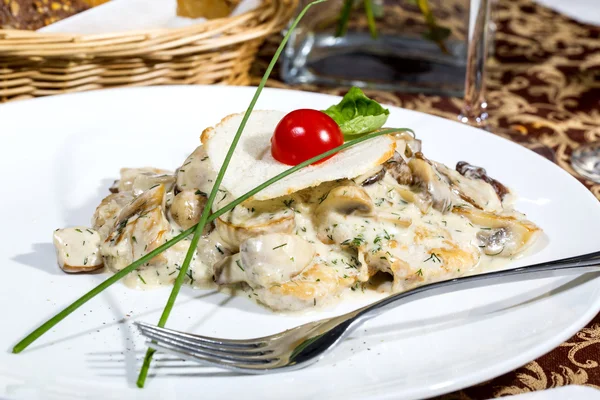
201, 110, 396, 200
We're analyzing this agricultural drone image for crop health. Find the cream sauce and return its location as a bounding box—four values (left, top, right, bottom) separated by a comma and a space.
53, 227, 103, 272
53, 143, 541, 311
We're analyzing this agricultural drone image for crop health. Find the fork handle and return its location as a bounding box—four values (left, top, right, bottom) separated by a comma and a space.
354, 250, 600, 321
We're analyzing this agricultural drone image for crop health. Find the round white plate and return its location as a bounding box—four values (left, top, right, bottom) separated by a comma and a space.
1, 86, 599, 400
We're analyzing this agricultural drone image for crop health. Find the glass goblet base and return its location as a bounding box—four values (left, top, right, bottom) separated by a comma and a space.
572, 142, 600, 183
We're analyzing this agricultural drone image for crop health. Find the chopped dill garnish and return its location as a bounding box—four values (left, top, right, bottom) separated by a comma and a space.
424, 253, 441, 263
272, 243, 287, 250
341, 234, 366, 247
283, 199, 295, 208
236, 260, 245, 271
138, 274, 147, 284
318, 191, 330, 204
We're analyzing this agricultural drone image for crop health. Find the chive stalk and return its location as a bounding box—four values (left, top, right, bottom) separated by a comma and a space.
335, 0, 354, 37
12, 126, 409, 355
364, 0, 378, 39
136, 0, 327, 387
10, 0, 415, 387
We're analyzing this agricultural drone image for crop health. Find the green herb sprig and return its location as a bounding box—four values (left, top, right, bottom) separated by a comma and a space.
10, 0, 413, 387
11, 3, 416, 392
136, 0, 328, 387
11, 126, 410, 356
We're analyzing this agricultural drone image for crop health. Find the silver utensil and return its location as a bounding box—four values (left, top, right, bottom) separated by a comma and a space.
135, 251, 600, 374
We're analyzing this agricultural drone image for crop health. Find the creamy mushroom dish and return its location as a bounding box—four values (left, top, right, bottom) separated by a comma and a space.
53, 112, 541, 312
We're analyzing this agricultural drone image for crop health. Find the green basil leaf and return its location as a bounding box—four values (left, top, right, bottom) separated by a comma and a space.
323, 87, 390, 138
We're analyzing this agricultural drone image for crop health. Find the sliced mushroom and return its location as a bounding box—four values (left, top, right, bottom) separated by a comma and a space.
131, 174, 176, 196
102, 185, 169, 272
360, 167, 385, 186
53, 227, 103, 273
169, 189, 209, 231
115, 184, 165, 228
314, 185, 375, 244
116, 167, 172, 193
176, 146, 217, 194
359, 151, 413, 187
215, 197, 296, 251
408, 155, 454, 213
196, 230, 232, 271
102, 207, 170, 273
214, 233, 315, 288
392, 130, 421, 157
391, 184, 432, 214
456, 161, 509, 200
384, 152, 413, 185
435, 162, 503, 212
453, 207, 541, 256
315, 185, 374, 219
92, 192, 135, 240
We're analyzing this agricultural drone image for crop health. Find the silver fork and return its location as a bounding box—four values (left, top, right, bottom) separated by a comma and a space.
135, 251, 600, 374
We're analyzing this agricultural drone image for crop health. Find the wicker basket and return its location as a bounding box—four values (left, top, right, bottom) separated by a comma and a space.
0, 0, 295, 102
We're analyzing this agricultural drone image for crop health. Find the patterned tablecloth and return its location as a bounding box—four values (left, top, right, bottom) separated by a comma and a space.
252, 0, 600, 398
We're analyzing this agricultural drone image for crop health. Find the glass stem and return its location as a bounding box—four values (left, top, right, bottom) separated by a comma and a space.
459, 0, 492, 126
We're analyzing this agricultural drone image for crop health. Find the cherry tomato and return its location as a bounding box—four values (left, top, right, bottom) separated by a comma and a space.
271, 109, 344, 166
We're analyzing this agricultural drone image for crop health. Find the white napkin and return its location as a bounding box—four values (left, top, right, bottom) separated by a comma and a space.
39, 0, 261, 34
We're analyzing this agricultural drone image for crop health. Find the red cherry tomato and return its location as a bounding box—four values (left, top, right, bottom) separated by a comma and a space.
271, 109, 344, 166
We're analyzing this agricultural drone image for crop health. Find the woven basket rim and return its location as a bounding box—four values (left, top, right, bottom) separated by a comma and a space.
1, 0, 278, 39
0, 0, 293, 57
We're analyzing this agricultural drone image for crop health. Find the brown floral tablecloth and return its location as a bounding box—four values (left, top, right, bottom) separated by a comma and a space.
253, 0, 600, 398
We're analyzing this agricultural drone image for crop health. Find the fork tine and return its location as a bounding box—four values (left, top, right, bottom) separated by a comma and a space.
146, 340, 278, 372
135, 322, 267, 349
137, 325, 276, 360
141, 330, 276, 364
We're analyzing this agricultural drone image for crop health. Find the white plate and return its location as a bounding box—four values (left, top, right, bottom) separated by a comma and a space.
1, 86, 599, 400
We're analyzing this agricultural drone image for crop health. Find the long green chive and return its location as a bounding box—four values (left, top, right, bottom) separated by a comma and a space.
136, 0, 328, 387
10, 2, 415, 386
364, 0, 378, 39
335, 0, 354, 37
11, 125, 409, 355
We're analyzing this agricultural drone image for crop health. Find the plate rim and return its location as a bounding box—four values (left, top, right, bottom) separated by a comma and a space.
1, 85, 599, 400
